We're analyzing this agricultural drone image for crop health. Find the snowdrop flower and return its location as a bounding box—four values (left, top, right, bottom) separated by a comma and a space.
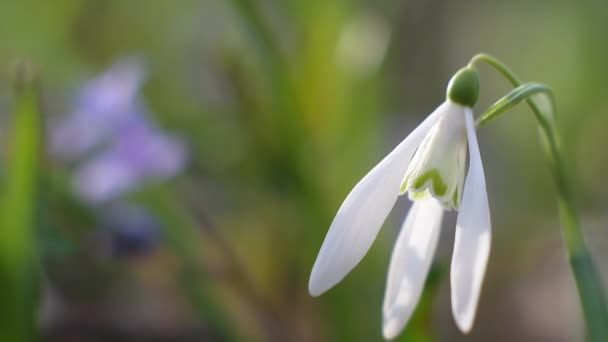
309, 67, 491, 339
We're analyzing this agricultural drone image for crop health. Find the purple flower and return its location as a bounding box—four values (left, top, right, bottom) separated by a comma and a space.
51, 57, 146, 159
73, 121, 187, 203
51, 57, 188, 204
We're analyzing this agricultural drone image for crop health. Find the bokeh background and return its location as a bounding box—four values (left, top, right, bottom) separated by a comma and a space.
0, 0, 607, 341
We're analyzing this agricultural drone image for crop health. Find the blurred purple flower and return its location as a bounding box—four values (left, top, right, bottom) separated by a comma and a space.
51, 57, 188, 204
73, 121, 187, 203
51, 57, 146, 159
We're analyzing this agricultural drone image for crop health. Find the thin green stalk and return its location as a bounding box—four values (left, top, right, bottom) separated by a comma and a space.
225, 0, 329, 229
225, 0, 302, 157
471, 54, 608, 342
0, 63, 41, 341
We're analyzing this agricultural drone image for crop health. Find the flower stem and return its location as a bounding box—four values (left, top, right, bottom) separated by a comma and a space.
0, 63, 41, 342
470, 53, 608, 342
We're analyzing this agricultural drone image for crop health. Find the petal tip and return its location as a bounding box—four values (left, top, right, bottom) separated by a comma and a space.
453, 311, 475, 334
308, 282, 325, 297
382, 319, 401, 340
308, 269, 332, 297
451, 290, 477, 334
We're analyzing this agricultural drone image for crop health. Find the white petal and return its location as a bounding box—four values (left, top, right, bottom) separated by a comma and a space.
450, 108, 491, 333
309, 103, 449, 296
382, 197, 444, 340
402, 102, 468, 208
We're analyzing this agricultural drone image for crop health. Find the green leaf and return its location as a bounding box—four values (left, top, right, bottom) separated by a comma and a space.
0, 62, 42, 341
475, 82, 554, 127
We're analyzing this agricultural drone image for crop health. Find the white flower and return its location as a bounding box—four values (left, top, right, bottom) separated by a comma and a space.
308, 67, 491, 339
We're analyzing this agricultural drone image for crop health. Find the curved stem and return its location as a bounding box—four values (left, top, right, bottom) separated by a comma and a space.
469, 54, 552, 124
471, 53, 608, 342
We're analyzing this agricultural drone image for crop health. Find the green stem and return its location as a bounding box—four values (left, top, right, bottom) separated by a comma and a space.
471, 54, 608, 341
0, 63, 41, 342
225, 0, 302, 156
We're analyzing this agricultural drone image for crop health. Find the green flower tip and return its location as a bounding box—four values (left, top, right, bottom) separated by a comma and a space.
446, 66, 479, 107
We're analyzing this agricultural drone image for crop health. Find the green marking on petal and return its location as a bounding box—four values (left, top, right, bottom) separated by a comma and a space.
452, 187, 459, 207
411, 168, 448, 197
410, 190, 428, 199
400, 176, 409, 194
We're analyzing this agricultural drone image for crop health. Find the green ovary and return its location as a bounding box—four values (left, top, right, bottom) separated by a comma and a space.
411, 168, 448, 197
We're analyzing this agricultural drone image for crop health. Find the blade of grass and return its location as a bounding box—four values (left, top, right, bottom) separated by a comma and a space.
0, 62, 42, 341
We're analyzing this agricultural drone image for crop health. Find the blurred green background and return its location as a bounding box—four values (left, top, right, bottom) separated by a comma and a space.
0, 0, 607, 341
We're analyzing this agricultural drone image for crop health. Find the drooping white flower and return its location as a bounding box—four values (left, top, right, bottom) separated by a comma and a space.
309, 67, 491, 339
